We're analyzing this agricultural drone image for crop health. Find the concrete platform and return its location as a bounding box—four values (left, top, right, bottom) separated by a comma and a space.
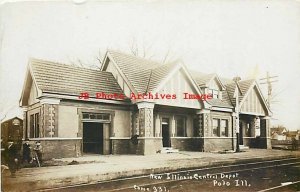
2, 149, 300, 192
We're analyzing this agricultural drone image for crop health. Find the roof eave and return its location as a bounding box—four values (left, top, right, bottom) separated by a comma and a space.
19, 59, 42, 107
39, 92, 132, 105
104, 51, 138, 95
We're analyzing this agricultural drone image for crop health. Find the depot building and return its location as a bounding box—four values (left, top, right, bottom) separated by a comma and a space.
20, 50, 272, 159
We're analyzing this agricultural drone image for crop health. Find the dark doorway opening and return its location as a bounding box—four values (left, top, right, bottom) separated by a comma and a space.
162, 118, 171, 147
239, 122, 243, 145
83, 122, 103, 154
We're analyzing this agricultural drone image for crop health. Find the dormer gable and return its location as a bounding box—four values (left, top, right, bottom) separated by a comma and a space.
191, 72, 225, 99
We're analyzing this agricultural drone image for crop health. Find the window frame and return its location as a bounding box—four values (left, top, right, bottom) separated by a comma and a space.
29, 112, 40, 138
82, 112, 111, 122
212, 118, 229, 137
220, 119, 228, 137
208, 89, 219, 99
212, 118, 220, 137
193, 117, 200, 137
175, 116, 186, 137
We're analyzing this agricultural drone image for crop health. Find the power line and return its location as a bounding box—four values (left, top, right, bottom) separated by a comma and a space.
259, 71, 279, 109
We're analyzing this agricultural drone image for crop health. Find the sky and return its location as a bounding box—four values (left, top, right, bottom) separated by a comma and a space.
0, 0, 300, 130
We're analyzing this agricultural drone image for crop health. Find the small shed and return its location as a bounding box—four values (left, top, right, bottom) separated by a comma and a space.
1, 117, 23, 148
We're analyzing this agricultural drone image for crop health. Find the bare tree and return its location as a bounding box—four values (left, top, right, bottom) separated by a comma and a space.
161, 47, 172, 64
68, 52, 103, 70
95, 48, 103, 67
128, 38, 176, 64
67, 40, 177, 71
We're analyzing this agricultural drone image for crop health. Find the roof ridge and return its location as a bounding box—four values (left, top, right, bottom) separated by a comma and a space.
107, 49, 161, 66
151, 60, 178, 70
240, 78, 256, 82
27, 58, 126, 100
224, 85, 235, 106
145, 69, 153, 93
189, 70, 211, 76
224, 78, 255, 86
30, 58, 103, 72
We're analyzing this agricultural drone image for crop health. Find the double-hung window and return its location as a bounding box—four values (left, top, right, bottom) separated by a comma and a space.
30, 113, 40, 138
176, 116, 186, 137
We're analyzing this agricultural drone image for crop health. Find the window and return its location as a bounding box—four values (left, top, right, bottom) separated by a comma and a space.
193, 118, 199, 137
246, 123, 252, 137
213, 118, 229, 137
29, 113, 40, 138
90, 114, 96, 119
208, 89, 219, 99
176, 116, 186, 137
30, 115, 34, 137
212, 119, 219, 136
82, 112, 111, 121
220, 119, 228, 137
83, 113, 89, 119
213, 90, 219, 98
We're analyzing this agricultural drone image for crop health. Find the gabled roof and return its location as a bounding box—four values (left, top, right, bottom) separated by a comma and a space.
103, 50, 209, 108
224, 79, 271, 115
146, 62, 178, 92
207, 97, 233, 108
105, 50, 185, 94
103, 50, 268, 111
1, 116, 23, 124
219, 77, 234, 85
20, 51, 271, 115
190, 71, 231, 108
105, 50, 162, 93
190, 71, 216, 87
21, 58, 125, 103
190, 71, 225, 90
225, 79, 255, 106
190, 71, 270, 113
270, 127, 287, 135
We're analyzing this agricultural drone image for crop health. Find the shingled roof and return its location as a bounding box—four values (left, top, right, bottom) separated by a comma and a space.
225, 79, 255, 106
21, 50, 269, 113
190, 71, 216, 87
189, 71, 232, 108
146, 62, 178, 92
206, 97, 233, 108
29, 58, 125, 99
106, 50, 270, 111
107, 50, 259, 109
107, 50, 178, 93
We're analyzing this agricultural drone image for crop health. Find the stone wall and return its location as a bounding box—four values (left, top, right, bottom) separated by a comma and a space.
27, 139, 81, 160
111, 139, 130, 154
248, 137, 269, 149
42, 104, 59, 137
135, 138, 162, 155
171, 138, 203, 151
203, 138, 234, 152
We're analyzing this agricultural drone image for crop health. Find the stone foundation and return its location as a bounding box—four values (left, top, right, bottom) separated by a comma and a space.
111, 139, 130, 154
171, 138, 203, 151
136, 138, 162, 155
203, 138, 234, 152
248, 137, 271, 149
27, 138, 82, 160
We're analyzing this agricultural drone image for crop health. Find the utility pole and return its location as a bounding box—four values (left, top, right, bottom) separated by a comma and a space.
259, 72, 278, 109
233, 77, 242, 152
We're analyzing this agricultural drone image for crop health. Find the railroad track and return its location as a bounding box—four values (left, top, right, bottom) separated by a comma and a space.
37, 157, 300, 192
